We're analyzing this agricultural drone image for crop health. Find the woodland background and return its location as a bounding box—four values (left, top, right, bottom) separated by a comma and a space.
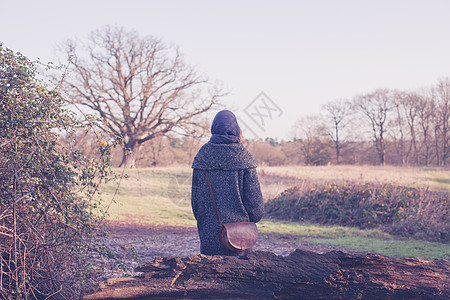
68, 80, 450, 169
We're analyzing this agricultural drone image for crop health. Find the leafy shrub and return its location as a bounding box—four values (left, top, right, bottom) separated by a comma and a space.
1, 47, 112, 298
265, 181, 449, 243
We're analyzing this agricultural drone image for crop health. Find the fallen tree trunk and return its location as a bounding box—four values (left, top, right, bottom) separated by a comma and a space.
85, 250, 449, 299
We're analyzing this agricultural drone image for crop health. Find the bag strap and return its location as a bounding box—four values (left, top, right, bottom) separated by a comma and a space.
204, 170, 222, 227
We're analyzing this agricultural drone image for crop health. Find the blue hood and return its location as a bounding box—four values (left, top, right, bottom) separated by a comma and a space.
209, 110, 241, 144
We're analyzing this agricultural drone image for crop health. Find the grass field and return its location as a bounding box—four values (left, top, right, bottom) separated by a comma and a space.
101, 168, 196, 226
257, 165, 450, 200
99, 165, 449, 260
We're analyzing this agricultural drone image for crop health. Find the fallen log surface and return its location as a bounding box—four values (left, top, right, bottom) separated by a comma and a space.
85, 249, 449, 299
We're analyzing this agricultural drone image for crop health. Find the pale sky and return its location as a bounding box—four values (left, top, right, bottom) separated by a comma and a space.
2, 0, 450, 139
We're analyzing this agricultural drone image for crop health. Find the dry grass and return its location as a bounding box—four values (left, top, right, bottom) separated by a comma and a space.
257, 165, 450, 201
100, 167, 195, 226
145, 165, 193, 176
109, 165, 449, 203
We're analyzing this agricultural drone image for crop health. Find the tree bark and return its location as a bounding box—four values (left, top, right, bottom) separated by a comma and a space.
85, 250, 449, 299
119, 141, 142, 168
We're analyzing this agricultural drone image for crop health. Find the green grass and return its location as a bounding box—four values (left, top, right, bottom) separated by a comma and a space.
99, 167, 449, 259
259, 220, 449, 260
258, 220, 391, 239
305, 237, 450, 260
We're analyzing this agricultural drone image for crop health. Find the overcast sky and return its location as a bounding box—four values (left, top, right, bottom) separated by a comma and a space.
2, 0, 450, 139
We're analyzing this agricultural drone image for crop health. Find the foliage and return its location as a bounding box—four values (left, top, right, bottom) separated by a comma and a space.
0, 47, 112, 298
265, 181, 449, 243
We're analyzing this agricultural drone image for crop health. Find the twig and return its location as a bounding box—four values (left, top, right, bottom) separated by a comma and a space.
0, 232, 13, 238
105, 163, 127, 214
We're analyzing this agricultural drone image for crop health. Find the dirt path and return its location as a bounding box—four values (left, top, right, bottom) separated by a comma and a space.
103, 221, 367, 279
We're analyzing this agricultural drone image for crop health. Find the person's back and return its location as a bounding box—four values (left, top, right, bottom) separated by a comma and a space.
191, 110, 264, 255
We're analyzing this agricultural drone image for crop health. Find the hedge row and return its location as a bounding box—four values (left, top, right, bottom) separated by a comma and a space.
264, 182, 449, 243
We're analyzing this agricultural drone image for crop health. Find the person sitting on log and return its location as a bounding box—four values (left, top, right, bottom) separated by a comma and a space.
191, 110, 264, 255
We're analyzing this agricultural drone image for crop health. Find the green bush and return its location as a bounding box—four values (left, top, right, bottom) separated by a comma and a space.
265, 181, 449, 243
1, 47, 112, 298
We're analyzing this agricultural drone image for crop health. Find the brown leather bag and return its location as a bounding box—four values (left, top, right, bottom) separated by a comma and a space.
204, 170, 258, 253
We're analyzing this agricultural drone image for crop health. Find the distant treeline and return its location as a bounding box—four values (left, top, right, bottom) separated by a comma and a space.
64, 133, 447, 168
64, 78, 450, 167
287, 78, 450, 167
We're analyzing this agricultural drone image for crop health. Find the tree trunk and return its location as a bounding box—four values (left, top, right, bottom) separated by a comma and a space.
85, 250, 449, 299
375, 138, 386, 166
335, 125, 340, 164
119, 141, 142, 168
435, 126, 441, 166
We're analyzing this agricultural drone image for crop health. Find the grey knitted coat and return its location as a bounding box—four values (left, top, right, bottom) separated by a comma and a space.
191, 142, 264, 255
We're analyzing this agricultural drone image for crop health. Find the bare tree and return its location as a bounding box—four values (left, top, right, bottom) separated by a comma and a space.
60, 26, 223, 167
416, 91, 435, 166
322, 99, 350, 164
391, 95, 408, 165
391, 91, 420, 165
402, 92, 420, 165
292, 115, 330, 165
434, 78, 450, 166
144, 135, 167, 166
353, 89, 395, 165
